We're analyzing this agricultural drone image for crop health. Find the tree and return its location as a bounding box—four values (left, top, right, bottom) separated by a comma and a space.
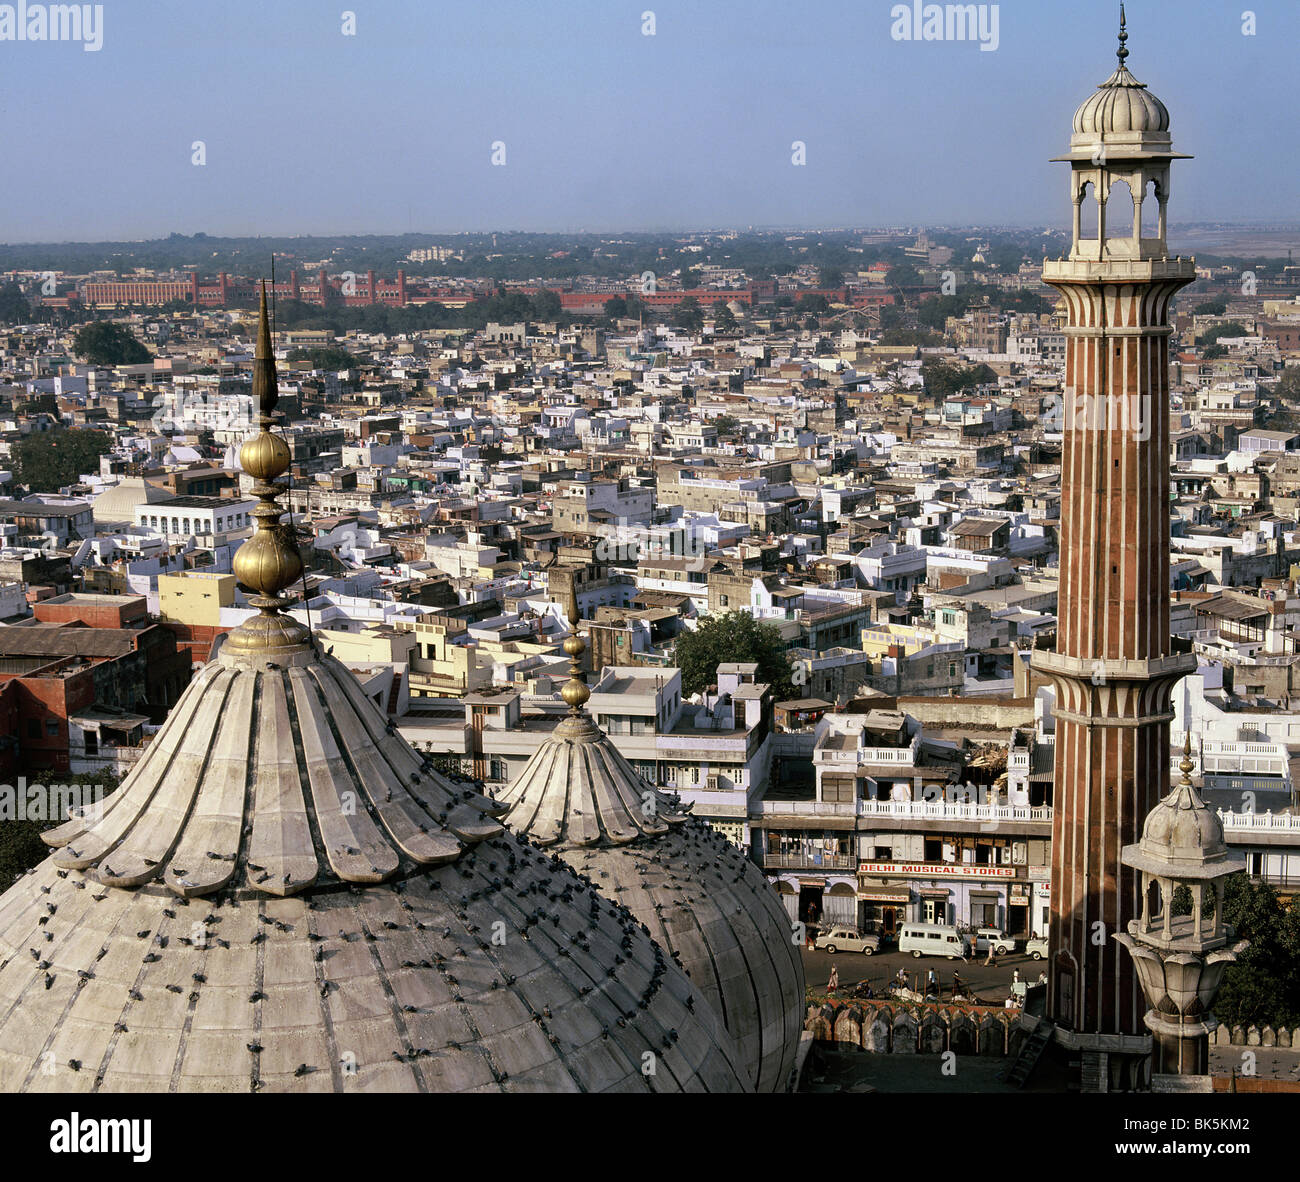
796, 293, 829, 314
713, 304, 738, 332
673, 612, 796, 701
0, 281, 31, 325
1194, 300, 1227, 316
1274, 366, 1300, 402
1212, 875, 1300, 1029
72, 321, 151, 366
818, 266, 844, 289
604, 295, 629, 320
13, 428, 114, 493
674, 296, 703, 334
287, 345, 358, 371
1200, 343, 1227, 360
1195, 321, 1248, 348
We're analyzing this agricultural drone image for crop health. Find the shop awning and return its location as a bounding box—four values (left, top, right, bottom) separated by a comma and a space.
970, 890, 1002, 900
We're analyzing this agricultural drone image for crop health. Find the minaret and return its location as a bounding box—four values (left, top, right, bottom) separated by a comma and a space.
1035, 9, 1197, 1079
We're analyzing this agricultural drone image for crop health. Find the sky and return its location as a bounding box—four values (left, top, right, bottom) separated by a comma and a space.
0, 0, 1296, 241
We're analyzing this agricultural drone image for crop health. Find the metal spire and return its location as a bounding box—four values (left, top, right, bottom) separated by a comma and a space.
1117, 4, 1129, 67
226, 281, 310, 653
559, 586, 590, 714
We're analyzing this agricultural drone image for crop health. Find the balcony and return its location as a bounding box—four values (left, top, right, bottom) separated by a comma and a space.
858, 800, 1053, 824
762, 852, 856, 871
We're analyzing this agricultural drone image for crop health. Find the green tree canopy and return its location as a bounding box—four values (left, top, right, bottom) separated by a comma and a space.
13, 427, 114, 493
673, 611, 796, 700
0, 281, 31, 325
287, 345, 359, 371
1213, 875, 1300, 1029
922, 360, 997, 399
1195, 321, 1248, 347
72, 321, 152, 366
674, 296, 703, 333
603, 295, 629, 320
1193, 300, 1227, 316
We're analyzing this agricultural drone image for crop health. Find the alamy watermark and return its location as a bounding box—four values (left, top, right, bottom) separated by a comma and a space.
0, 778, 107, 824
890, 3, 999, 52
0, 3, 104, 51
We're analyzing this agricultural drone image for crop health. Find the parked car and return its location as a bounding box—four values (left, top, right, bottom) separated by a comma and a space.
1026, 935, 1049, 960
814, 927, 880, 955
974, 928, 1017, 956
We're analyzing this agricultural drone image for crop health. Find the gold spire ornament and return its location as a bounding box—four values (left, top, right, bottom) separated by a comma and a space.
226, 282, 310, 653
559, 587, 590, 713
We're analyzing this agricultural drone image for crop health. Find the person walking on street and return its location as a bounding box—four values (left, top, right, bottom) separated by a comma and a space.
926, 968, 938, 996
827, 965, 839, 994
983, 936, 996, 966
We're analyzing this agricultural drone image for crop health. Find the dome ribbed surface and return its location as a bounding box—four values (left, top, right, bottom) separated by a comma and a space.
0, 642, 750, 1093
1072, 64, 1170, 136
498, 711, 805, 1092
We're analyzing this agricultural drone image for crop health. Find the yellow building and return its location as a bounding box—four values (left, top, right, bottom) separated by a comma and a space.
157, 571, 237, 627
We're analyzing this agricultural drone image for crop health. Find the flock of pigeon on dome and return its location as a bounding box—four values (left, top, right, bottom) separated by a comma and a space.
0, 286, 805, 1093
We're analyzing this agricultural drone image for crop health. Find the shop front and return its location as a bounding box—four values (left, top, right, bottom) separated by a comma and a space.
858, 861, 1018, 929
1007, 881, 1032, 937
856, 883, 912, 938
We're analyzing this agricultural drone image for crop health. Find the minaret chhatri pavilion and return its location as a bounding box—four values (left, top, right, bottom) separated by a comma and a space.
1035, 8, 1197, 1088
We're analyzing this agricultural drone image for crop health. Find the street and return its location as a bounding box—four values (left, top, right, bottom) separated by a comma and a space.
802, 943, 1047, 1004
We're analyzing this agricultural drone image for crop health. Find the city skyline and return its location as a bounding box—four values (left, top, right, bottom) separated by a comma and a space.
1, 0, 1295, 242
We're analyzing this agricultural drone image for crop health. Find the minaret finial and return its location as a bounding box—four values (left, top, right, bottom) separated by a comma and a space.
226, 281, 309, 653
1117, 3, 1129, 66
1179, 729, 1194, 784
559, 585, 590, 713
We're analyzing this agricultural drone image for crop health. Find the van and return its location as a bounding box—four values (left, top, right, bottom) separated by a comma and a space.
898, 923, 970, 961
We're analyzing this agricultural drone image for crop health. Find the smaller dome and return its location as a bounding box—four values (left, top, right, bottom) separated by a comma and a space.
1072, 65, 1170, 136
1136, 752, 1230, 871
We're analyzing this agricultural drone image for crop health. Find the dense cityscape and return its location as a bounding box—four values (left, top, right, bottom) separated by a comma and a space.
0, 0, 1295, 1158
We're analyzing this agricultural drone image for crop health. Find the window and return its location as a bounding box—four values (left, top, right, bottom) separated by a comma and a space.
46, 720, 59, 736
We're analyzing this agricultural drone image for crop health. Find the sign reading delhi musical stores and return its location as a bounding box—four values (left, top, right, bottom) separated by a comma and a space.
857, 861, 1015, 881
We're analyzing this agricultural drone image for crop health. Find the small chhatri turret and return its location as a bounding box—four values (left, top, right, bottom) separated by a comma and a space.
1114, 736, 1248, 1078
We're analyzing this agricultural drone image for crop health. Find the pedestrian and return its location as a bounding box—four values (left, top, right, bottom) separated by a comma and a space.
926, 968, 938, 996
827, 965, 839, 994
983, 936, 996, 966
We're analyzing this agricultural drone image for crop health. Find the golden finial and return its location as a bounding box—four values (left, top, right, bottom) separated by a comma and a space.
1179, 730, 1194, 783
559, 585, 590, 713
226, 282, 310, 653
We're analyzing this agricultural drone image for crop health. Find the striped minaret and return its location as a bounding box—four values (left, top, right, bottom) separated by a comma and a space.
1035, 12, 1196, 1068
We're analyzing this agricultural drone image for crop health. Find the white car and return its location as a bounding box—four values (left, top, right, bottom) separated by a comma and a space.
974, 928, 1017, 956
814, 927, 880, 955
1026, 936, 1049, 960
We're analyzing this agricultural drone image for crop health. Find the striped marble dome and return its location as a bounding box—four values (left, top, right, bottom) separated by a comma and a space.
0, 639, 750, 1093
498, 709, 805, 1092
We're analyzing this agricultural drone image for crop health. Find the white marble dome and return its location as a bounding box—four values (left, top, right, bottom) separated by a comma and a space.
1072, 64, 1170, 137
0, 640, 751, 1093
498, 708, 805, 1092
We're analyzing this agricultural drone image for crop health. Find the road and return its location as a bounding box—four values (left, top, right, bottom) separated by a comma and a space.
801, 943, 1047, 1004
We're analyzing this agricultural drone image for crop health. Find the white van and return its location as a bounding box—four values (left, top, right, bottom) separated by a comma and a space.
898, 923, 970, 960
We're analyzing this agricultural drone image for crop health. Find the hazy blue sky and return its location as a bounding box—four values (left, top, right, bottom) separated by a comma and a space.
1, 0, 1295, 240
